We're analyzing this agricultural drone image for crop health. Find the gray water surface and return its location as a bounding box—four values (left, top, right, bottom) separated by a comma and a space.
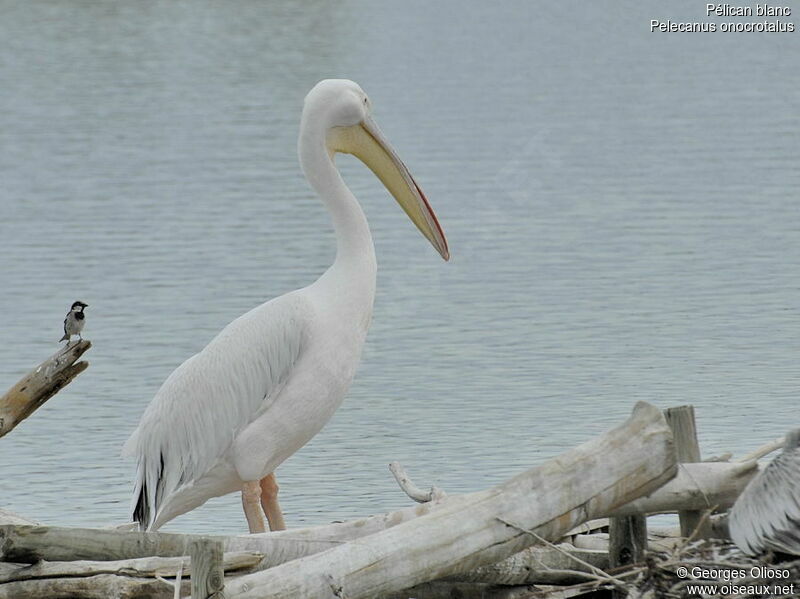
1, 1, 798, 533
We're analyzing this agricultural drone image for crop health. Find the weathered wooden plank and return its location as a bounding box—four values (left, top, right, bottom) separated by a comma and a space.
0, 564, 22, 580
0, 551, 262, 584
0, 526, 206, 563
223, 401, 676, 599
0, 526, 605, 586
609, 460, 759, 517
609, 512, 646, 599
609, 515, 646, 569
444, 544, 608, 585
0, 340, 90, 438
384, 581, 554, 599
0, 574, 188, 599
190, 537, 225, 599
665, 405, 710, 538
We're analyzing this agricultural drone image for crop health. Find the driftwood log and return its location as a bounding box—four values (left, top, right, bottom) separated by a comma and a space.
0, 458, 755, 565
0, 402, 676, 598
0, 551, 262, 584
0, 554, 258, 599
0, 400, 775, 599
222, 401, 677, 599
610, 460, 759, 517
0, 574, 187, 599
0, 460, 755, 575
389, 461, 446, 503
0, 340, 90, 438
0, 542, 607, 599
0, 526, 201, 563
237, 461, 756, 566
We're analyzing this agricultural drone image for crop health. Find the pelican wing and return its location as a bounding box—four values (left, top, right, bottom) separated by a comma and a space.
730, 430, 800, 555
124, 293, 310, 529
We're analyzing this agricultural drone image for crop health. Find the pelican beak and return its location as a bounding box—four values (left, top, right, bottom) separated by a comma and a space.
328, 116, 449, 261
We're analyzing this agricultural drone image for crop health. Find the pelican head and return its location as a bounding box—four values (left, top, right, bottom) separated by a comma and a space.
301, 79, 449, 261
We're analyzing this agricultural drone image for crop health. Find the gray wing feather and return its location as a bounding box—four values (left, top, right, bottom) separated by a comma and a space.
730, 430, 800, 555
60, 314, 69, 340
124, 293, 310, 529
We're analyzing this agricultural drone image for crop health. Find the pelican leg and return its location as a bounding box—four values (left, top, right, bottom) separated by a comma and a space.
260, 473, 286, 531
241, 481, 266, 533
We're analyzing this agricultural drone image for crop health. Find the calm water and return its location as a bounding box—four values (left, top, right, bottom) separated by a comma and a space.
1, 1, 798, 534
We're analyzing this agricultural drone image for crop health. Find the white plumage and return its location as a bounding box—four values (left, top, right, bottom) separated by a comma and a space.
124, 80, 448, 532
124, 295, 306, 529
729, 429, 800, 555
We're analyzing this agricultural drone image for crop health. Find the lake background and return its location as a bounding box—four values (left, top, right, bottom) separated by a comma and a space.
1, 1, 798, 533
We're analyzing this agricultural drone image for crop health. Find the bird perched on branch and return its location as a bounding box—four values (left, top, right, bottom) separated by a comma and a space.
60, 301, 88, 343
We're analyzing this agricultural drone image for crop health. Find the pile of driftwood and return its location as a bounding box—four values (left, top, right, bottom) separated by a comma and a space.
626, 540, 800, 599
0, 344, 783, 598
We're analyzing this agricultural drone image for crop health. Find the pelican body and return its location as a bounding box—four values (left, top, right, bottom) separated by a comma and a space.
124, 80, 448, 532
730, 430, 800, 556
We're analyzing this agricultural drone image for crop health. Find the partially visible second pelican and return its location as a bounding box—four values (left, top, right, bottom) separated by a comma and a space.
729, 430, 800, 555
123, 79, 449, 533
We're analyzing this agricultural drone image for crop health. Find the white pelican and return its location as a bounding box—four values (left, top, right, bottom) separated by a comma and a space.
729, 430, 800, 555
123, 79, 449, 533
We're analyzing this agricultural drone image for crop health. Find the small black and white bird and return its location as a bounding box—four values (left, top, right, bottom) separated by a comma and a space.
60, 301, 89, 343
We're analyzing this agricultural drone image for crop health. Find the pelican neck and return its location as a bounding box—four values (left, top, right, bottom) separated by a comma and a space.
298, 126, 377, 270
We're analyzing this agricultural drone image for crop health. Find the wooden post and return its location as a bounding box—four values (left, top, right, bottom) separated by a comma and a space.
609, 513, 646, 599
609, 508, 647, 598
609, 515, 647, 569
190, 537, 225, 599
0, 341, 90, 438
664, 405, 711, 539
607, 406, 675, 593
